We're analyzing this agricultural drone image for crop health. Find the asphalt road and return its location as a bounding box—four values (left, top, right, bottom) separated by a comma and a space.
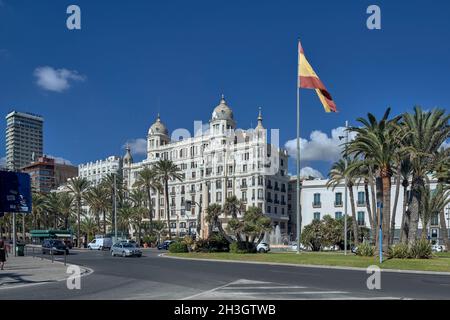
1, 248, 450, 300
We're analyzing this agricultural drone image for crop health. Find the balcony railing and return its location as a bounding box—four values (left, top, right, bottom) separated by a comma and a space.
312, 202, 321, 208
334, 201, 343, 207
281, 201, 286, 205
267, 185, 273, 189
240, 184, 248, 189
274, 200, 280, 204
267, 199, 273, 203
274, 186, 279, 191
357, 201, 365, 207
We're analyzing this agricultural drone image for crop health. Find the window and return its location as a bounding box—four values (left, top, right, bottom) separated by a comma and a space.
242, 191, 247, 202
357, 211, 365, 226
180, 222, 186, 229
335, 212, 343, 220
313, 193, 321, 207
216, 192, 222, 202
335, 192, 343, 206
357, 192, 365, 205
216, 180, 222, 189
258, 189, 263, 200
431, 213, 439, 225
267, 206, 271, 213
313, 212, 321, 221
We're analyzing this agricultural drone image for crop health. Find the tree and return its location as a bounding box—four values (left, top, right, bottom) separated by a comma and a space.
31, 193, 45, 230
86, 184, 109, 235
44, 192, 61, 229
326, 158, 360, 244
100, 173, 124, 236
348, 108, 403, 253
154, 159, 183, 240
301, 220, 323, 251
419, 184, 450, 240
118, 202, 134, 235
59, 192, 74, 230
129, 188, 148, 242
399, 158, 413, 243
67, 177, 90, 247
134, 166, 161, 234
223, 196, 245, 240
402, 107, 450, 243
81, 216, 97, 244
205, 204, 233, 243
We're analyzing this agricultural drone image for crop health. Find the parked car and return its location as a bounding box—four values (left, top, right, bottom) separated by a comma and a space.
256, 242, 270, 253
432, 244, 445, 252
110, 242, 142, 257
87, 237, 112, 250
118, 239, 139, 247
289, 242, 308, 251
157, 240, 175, 250
42, 239, 69, 255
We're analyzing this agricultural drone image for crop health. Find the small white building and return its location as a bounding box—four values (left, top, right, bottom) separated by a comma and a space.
78, 156, 122, 186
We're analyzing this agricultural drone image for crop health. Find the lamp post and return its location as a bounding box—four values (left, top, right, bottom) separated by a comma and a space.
113, 173, 117, 243
339, 120, 349, 255
446, 206, 450, 243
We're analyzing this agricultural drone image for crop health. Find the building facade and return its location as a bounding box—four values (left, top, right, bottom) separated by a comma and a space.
288, 177, 448, 243
21, 156, 78, 193
5, 111, 44, 171
124, 96, 290, 238
78, 155, 123, 186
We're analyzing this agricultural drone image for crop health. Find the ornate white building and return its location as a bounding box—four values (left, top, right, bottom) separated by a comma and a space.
123, 96, 290, 238
78, 155, 122, 186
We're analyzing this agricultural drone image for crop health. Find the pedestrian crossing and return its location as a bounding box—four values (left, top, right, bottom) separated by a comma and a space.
183, 279, 405, 300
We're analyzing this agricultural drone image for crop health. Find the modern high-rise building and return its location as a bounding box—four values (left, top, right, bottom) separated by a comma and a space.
5, 111, 44, 171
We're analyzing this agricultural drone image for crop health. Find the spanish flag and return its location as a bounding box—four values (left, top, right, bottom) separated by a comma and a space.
298, 41, 337, 113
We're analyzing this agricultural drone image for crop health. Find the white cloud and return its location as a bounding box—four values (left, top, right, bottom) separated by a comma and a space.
34, 66, 85, 92
440, 140, 450, 150
284, 126, 356, 162
47, 155, 73, 165
300, 167, 324, 179
124, 138, 147, 156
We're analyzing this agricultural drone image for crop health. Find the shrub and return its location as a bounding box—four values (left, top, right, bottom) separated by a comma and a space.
230, 241, 256, 254
388, 243, 410, 259
193, 233, 230, 253
143, 235, 157, 245
409, 239, 432, 259
355, 242, 375, 256
168, 241, 188, 253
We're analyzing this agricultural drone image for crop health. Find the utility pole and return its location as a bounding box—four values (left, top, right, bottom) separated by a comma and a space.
339, 121, 349, 255
12, 212, 16, 256
114, 173, 118, 243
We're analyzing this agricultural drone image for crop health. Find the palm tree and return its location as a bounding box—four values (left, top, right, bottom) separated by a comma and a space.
67, 177, 90, 247
223, 196, 245, 240
433, 149, 450, 250
399, 158, 413, 243
419, 184, 450, 240
86, 184, 110, 235
134, 166, 161, 234
205, 204, 233, 243
348, 108, 403, 252
100, 173, 124, 235
402, 107, 450, 243
154, 160, 183, 240
81, 216, 97, 244
44, 192, 61, 229
326, 158, 360, 245
59, 192, 74, 230
129, 188, 147, 241
31, 193, 46, 230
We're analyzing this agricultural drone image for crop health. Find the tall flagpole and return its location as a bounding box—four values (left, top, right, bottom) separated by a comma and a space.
296, 40, 302, 254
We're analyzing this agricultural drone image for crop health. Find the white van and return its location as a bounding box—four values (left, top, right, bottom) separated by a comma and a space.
88, 237, 112, 250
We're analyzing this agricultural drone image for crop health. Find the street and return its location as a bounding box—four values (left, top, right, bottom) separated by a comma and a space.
1, 249, 450, 300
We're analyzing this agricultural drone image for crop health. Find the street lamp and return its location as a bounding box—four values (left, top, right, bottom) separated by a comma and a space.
446, 206, 450, 242
338, 120, 349, 255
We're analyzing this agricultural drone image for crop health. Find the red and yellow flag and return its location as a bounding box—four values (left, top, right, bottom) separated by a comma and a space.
298, 42, 337, 113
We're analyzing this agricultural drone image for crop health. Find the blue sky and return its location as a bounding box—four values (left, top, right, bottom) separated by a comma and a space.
0, 0, 449, 177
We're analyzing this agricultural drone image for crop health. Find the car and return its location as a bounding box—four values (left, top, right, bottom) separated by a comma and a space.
432, 244, 445, 252
289, 242, 308, 251
118, 239, 139, 247
110, 242, 142, 257
42, 239, 69, 255
87, 237, 112, 250
256, 242, 270, 253
157, 240, 175, 250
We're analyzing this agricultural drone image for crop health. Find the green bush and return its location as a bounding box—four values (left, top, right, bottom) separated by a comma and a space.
355, 242, 375, 256
143, 235, 157, 245
388, 243, 410, 259
229, 241, 256, 254
193, 233, 230, 253
409, 239, 432, 259
168, 241, 188, 253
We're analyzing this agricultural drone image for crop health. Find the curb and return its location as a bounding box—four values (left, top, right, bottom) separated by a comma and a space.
161, 254, 450, 276
0, 257, 94, 291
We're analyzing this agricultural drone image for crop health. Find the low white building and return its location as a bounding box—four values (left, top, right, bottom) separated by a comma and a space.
78, 156, 122, 186
288, 177, 447, 243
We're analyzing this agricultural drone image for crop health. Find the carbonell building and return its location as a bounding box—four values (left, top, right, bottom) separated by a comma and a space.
124, 96, 290, 238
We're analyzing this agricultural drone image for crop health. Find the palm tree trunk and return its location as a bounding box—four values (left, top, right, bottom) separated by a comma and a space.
164, 179, 171, 240
439, 207, 449, 252
77, 197, 81, 248
400, 184, 409, 243
364, 179, 374, 234
348, 185, 359, 244
381, 175, 391, 253
146, 187, 153, 234
390, 165, 402, 245
368, 172, 378, 245
102, 211, 106, 236
375, 176, 383, 253
408, 175, 422, 244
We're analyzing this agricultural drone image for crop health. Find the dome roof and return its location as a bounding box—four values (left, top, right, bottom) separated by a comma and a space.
211, 95, 234, 121
148, 114, 168, 136
123, 144, 133, 164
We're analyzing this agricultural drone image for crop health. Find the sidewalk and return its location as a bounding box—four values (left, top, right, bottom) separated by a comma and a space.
0, 255, 90, 290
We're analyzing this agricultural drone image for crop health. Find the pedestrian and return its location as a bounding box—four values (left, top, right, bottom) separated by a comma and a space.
0, 238, 7, 270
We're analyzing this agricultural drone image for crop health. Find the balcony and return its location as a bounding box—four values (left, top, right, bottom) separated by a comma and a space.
240, 184, 248, 189
281, 188, 286, 193
312, 202, 321, 208
274, 200, 280, 204
267, 185, 273, 190
274, 186, 279, 191
281, 201, 286, 205
334, 201, 343, 207
267, 199, 273, 203
357, 201, 366, 207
